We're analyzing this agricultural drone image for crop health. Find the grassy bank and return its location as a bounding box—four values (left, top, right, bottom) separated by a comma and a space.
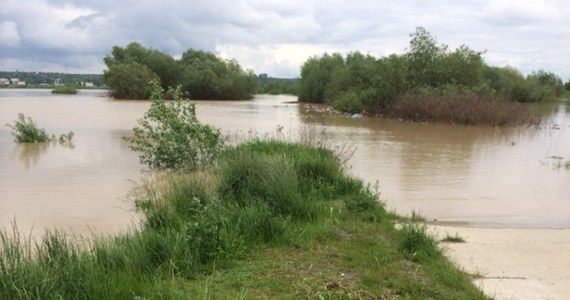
0, 140, 488, 299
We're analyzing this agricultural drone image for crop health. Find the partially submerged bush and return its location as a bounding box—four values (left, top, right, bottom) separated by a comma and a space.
5, 113, 50, 143
124, 81, 225, 170
5, 113, 74, 144
51, 85, 78, 95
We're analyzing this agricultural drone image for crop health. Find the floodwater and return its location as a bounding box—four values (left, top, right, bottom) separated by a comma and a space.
1, 90, 569, 238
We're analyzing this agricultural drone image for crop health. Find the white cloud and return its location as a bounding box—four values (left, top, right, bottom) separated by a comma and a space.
0, 22, 21, 47
0, 0, 569, 79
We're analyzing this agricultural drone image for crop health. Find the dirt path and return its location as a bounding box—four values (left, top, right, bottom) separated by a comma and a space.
429, 225, 570, 300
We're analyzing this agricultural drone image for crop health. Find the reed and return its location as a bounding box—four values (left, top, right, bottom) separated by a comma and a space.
392, 87, 541, 126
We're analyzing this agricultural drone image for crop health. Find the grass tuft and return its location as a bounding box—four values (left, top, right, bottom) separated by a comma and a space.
441, 233, 466, 243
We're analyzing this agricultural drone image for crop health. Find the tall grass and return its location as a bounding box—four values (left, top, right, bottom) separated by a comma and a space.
392, 87, 541, 126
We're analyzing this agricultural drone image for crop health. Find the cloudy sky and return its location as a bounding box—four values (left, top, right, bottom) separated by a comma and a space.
1, 0, 569, 79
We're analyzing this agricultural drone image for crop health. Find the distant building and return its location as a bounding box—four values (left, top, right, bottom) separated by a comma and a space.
82, 82, 94, 87
54, 78, 61, 85
0, 78, 9, 85
17, 81, 26, 86
10, 78, 19, 85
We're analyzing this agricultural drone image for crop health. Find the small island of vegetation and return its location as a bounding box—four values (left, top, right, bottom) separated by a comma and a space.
51, 84, 78, 95
298, 27, 565, 126
103, 43, 258, 100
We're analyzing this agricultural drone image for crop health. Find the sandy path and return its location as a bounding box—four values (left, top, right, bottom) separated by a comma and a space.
429, 225, 570, 300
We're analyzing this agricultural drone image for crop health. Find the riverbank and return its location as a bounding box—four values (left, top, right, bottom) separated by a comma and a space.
431, 225, 570, 300
0, 140, 488, 299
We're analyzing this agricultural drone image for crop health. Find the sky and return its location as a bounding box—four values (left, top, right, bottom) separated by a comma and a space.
1, 0, 569, 80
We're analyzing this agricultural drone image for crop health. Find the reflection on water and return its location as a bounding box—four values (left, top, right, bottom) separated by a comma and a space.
11, 141, 76, 170
1, 90, 569, 239
12, 142, 50, 169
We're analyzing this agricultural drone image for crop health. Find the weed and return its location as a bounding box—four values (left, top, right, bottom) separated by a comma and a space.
441, 233, 466, 243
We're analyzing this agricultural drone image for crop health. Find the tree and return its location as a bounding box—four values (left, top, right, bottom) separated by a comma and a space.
103, 63, 158, 99
528, 69, 563, 97
179, 49, 257, 100
298, 53, 344, 103
440, 45, 484, 87
145, 50, 182, 90
103, 43, 258, 100
405, 27, 448, 87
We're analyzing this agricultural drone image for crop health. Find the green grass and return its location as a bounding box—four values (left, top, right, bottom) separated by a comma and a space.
0, 140, 489, 299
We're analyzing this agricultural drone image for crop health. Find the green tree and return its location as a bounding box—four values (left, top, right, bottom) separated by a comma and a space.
528, 69, 563, 97
298, 53, 344, 103
370, 54, 409, 110
145, 50, 182, 90
103, 63, 158, 99
440, 45, 485, 87
405, 27, 448, 87
104, 43, 257, 100
179, 49, 257, 100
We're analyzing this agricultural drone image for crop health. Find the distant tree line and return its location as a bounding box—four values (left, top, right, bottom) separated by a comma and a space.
0, 71, 102, 87
103, 43, 258, 100
257, 74, 298, 95
298, 27, 566, 121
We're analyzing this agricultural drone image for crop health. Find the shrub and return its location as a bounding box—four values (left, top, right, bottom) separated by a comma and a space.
332, 90, 364, 113
5, 113, 51, 143
5, 113, 75, 145
124, 81, 225, 170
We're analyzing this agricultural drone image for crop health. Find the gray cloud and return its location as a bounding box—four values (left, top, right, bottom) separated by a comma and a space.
0, 0, 569, 79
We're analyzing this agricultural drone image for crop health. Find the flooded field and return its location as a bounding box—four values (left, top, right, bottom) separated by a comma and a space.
1, 89, 568, 237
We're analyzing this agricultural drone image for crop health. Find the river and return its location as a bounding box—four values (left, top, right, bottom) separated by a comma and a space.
1, 89, 568, 238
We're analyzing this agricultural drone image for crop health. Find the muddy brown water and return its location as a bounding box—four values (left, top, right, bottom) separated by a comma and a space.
1, 89, 569, 238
